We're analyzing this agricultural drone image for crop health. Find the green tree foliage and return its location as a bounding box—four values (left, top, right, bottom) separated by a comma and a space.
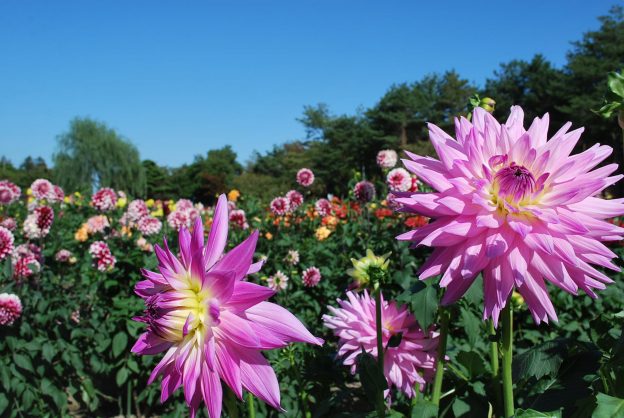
53, 118, 146, 196
0, 156, 52, 189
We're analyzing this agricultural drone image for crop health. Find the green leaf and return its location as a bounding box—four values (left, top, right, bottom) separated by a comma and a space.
116, 367, 129, 386
411, 400, 438, 418
608, 71, 624, 99
513, 339, 565, 381
593, 393, 624, 418
42, 344, 56, 362
387, 332, 403, 348
460, 306, 481, 348
452, 398, 470, 417
112, 332, 128, 358
411, 283, 438, 330
0, 393, 8, 415
13, 354, 34, 373
456, 351, 486, 379
356, 350, 387, 410
515, 409, 561, 418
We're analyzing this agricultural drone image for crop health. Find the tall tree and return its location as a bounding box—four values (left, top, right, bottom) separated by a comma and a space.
53, 118, 146, 196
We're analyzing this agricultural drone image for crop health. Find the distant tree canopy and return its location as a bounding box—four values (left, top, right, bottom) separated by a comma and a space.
53, 118, 146, 196
2, 6, 623, 199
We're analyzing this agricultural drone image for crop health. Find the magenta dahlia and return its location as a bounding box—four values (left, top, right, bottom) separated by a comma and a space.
0, 226, 14, 261
354, 181, 376, 202
91, 188, 118, 212
296, 168, 315, 187
0, 180, 20, 204
89, 241, 116, 272
396, 106, 624, 325
132, 195, 322, 417
269, 197, 289, 216
31, 179, 54, 200
301, 266, 321, 287
0, 293, 22, 326
323, 290, 439, 398
315, 198, 332, 217
285, 190, 304, 211
229, 209, 249, 229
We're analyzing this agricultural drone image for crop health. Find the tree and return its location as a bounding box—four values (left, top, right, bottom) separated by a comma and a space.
53, 118, 146, 196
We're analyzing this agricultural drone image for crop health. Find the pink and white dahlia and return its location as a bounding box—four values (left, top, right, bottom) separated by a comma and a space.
302, 266, 321, 287
397, 106, 624, 325
176, 199, 194, 212
267, 271, 289, 292
128, 199, 149, 222
167, 210, 191, 231
315, 198, 332, 217
51, 185, 65, 202
87, 215, 110, 234
0, 294, 22, 326
409, 176, 420, 193
0, 217, 17, 231
89, 241, 116, 272
13, 254, 40, 279
31, 179, 54, 200
23, 206, 54, 239
138, 216, 162, 236
132, 195, 322, 418
284, 250, 300, 266
0, 180, 20, 204
377, 149, 398, 169
0, 226, 14, 261
296, 168, 315, 187
386, 168, 412, 192
354, 181, 376, 202
91, 188, 117, 212
286, 190, 304, 211
229, 209, 249, 230
55, 249, 73, 263
323, 290, 439, 397
270, 197, 289, 216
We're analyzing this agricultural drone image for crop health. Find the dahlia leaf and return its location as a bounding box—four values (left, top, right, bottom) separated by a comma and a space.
112, 332, 128, 358
459, 306, 481, 348
512, 339, 566, 381
594, 393, 624, 418
13, 353, 34, 373
514, 408, 561, 418
0, 394, 7, 415
456, 351, 487, 379
116, 367, 129, 386
410, 282, 438, 331
357, 350, 387, 408
410, 400, 438, 418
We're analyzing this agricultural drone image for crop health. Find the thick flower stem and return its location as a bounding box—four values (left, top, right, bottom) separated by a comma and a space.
374, 289, 386, 418
501, 303, 514, 418
431, 307, 449, 406
247, 392, 255, 418
489, 320, 502, 411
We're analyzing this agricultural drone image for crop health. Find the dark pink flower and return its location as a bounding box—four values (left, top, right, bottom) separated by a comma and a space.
286, 190, 304, 211
0, 227, 14, 261
354, 181, 376, 202
270, 197, 289, 216
296, 168, 315, 187
0, 293, 22, 326
302, 267, 322, 287
92, 188, 118, 212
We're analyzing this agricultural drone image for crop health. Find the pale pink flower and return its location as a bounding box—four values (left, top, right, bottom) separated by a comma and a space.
267, 271, 289, 292
51, 185, 65, 202
176, 199, 194, 211
91, 188, 117, 212
23, 206, 54, 239
286, 190, 303, 211
0, 227, 14, 261
0, 293, 22, 326
55, 249, 72, 263
377, 150, 398, 169
386, 168, 412, 192
296, 168, 315, 187
31, 179, 54, 200
323, 290, 439, 398
0, 217, 17, 231
270, 197, 289, 216
354, 181, 376, 202
128, 199, 149, 222
397, 106, 624, 325
315, 198, 332, 217
167, 210, 191, 231
132, 195, 322, 418
87, 215, 110, 234
138, 217, 162, 236
284, 250, 300, 266
302, 267, 321, 287
0, 180, 21, 204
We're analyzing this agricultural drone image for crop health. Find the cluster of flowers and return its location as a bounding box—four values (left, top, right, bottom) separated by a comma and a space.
265, 251, 323, 291
270, 190, 304, 216
88, 241, 116, 272
12, 243, 42, 279
23, 205, 54, 239
30, 179, 65, 203
122, 199, 163, 236
166, 198, 201, 231
0, 180, 21, 205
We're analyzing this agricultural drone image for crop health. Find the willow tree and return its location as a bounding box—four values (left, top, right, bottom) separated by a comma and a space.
53, 118, 146, 197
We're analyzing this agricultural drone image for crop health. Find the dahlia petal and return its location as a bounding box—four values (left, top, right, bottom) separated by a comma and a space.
178, 227, 192, 268
245, 301, 323, 345
200, 365, 223, 418
215, 343, 242, 398
224, 281, 275, 312
205, 194, 229, 270
204, 270, 237, 301
568, 197, 624, 219
247, 259, 265, 275
160, 369, 182, 403
402, 153, 453, 192
131, 332, 173, 355
213, 230, 259, 280
237, 349, 282, 410
216, 311, 261, 348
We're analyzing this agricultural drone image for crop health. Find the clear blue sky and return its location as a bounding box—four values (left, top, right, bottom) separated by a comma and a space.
0, 0, 617, 167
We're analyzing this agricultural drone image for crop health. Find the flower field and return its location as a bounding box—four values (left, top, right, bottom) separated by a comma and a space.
1, 108, 624, 418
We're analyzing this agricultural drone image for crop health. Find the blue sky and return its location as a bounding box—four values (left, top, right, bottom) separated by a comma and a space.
0, 0, 617, 167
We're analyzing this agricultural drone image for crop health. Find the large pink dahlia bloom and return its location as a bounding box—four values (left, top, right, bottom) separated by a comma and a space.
132, 195, 322, 418
323, 290, 439, 398
396, 106, 624, 325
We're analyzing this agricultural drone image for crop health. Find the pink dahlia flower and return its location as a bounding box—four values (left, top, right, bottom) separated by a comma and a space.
13, 254, 40, 279
89, 241, 116, 272
51, 185, 65, 202
302, 266, 321, 287
285, 190, 304, 211
354, 181, 376, 202
0, 217, 16, 231
31, 179, 54, 200
323, 290, 439, 398
176, 199, 194, 212
296, 168, 315, 187
397, 106, 624, 325
91, 188, 117, 212
0, 226, 14, 261
0, 293, 22, 326
138, 216, 162, 236
55, 249, 73, 263
315, 198, 332, 217
229, 209, 249, 230
87, 215, 110, 234
128, 199, 149, 222
167, 210, 191, 231
377, 149, 398, 169
386, 168, 412, 192
270, 197, 289, 216
132, 195, 322, 418
0, 180, 21, 204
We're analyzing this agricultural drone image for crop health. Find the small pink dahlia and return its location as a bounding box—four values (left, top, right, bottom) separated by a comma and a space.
285, 190, 304, 211
301, 266, 321, 287
89, 241, 116, 272
87, 215, 110, 234
92, 188, 118, 212
51, 185, 65, 202
167, 210, 191, 231
296, 168, 315, 187
354, 181, 376, 202
229, 209, 249, 230
0, 293, 22, 326
0, 217, 16, 231
138, 216, 163, 236
132, 195, 322, 418
31, 179, 54, 200
128, 199, 149, 222
0, 226, 14, 261
323, 290, 439, 398
270, 197, 289, 216
0, 180, 20, 204
315, 198, 332, 217
55, 249, 73, 263
377, 149, 398, 169
397, 106, 624, 325
386, 168, 412, 192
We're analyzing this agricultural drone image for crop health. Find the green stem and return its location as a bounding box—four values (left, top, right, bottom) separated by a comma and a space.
374, 289, 386, 418
431, 307, 450, 406
247, 392, 255, 418
489, 319, 502, 413
126, 379, 132, 418
501, 302, 515, 418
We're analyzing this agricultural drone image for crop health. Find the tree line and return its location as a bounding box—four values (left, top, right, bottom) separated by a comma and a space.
2, 6, 622, 201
